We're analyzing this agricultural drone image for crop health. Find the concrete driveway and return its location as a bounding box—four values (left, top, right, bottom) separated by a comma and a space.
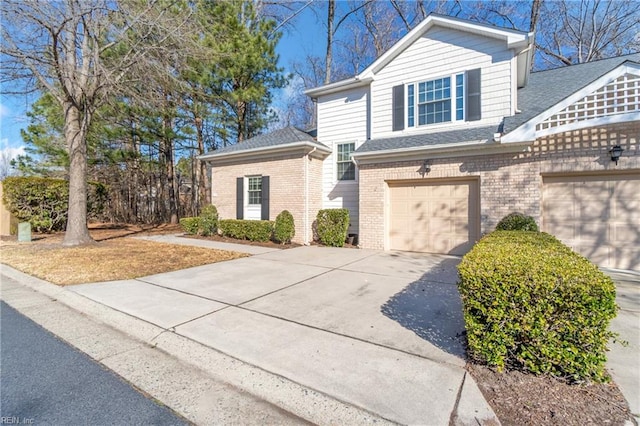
69, 246, 478, 425
65, 243, 639, 424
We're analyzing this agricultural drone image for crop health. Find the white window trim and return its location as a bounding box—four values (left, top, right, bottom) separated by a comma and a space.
335, 141, 358, 183
406, 71, 466, 129
244, 175, 262, 220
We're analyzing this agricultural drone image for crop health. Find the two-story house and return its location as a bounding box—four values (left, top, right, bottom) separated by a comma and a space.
200, 14, 640, 270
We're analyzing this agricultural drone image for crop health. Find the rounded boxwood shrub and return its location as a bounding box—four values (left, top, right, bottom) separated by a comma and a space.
219, 219, 274, 242
495, 212, 539, 231
316, 208, 349, 247
199, 205, 219, 236
457, 231, 618, 382
273, 210, 295, 244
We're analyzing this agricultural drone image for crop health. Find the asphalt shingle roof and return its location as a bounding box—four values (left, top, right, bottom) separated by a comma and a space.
355, 125, 499, 154
201, 126, 328, 156
503, 53, 640, 133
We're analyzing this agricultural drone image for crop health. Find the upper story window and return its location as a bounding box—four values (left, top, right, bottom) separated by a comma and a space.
337, 142, 355, 181
408, 73, 463, 127
393, 68, 481, 132
247, 176, 262, 205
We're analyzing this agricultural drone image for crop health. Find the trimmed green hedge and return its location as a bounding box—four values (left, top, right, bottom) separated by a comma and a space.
180, 217, 201, 235
495, 212, 539, 231
219, 219, 274, 242
273, 210, 295, 244
180, 205, 219, 236
2, 176, 106, 232
316, 208, 349, 247
457, 231, 618, 382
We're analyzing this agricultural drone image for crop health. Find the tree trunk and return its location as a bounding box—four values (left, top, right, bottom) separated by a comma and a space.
195, 116, 208, 213
62, 102, 93, 246
236, 98, 247, 143
529, 0, 542, 70
162, 115, 178, 225
324, 0, 335, 84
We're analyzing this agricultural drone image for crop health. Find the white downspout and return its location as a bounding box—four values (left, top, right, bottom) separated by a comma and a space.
304, 147, 317, 245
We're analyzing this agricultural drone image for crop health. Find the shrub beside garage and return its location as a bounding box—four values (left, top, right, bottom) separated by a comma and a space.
315, 208, 350, 247
458, 231, 618, 383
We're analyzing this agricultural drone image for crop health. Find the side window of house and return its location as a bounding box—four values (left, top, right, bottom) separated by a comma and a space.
337, 142, 355, 181
237, 175, 269, 220
393, 68, 481, 131
247, 176, 262, 205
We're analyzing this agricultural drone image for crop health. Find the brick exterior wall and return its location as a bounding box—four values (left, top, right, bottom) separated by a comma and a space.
358, 122, 640, 250
211, 153, 324, 244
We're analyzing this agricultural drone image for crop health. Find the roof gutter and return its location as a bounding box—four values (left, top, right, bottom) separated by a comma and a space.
198, 141, 331, 162
304, 77, 374, 99
352, 139, 532, 165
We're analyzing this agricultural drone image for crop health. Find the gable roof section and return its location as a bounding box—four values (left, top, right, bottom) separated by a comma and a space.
199, 126, 331, 162
502, 53, 640, 142
305, 14, 533, 98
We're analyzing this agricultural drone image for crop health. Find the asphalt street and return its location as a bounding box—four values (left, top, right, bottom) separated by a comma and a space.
0, 301, 188, 425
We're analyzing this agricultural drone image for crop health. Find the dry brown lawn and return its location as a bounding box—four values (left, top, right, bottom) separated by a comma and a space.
0, 223, 247, 285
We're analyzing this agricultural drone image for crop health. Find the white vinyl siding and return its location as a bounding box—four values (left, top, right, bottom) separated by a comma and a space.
317, 87, 367, 237
321, 141, 360, 235
371, 26, 512, 139
317, 86, 368, 142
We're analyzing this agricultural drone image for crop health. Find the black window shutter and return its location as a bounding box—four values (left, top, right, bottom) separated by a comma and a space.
466, 68, 481, 121
261, 176, 270, 220
236, 177, 243, 219
392, 85, 404, 131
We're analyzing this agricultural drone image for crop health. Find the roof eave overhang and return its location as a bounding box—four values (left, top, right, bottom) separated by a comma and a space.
352, 139, 531, 165
304, 77, 373, 98
364, 15, 532, 78
198, 142, 332, 164
516, 33, 535, 88
502, 61, 640, 143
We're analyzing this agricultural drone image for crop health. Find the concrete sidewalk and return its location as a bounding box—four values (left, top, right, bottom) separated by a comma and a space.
133, 233, 280, 255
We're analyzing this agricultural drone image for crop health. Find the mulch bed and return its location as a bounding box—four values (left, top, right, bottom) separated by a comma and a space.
184, 233, 359, 249
468, 363, 633, 425
183, 233, 301, 249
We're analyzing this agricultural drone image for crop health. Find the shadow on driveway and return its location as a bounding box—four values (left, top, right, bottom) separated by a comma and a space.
380, 255, 467, 359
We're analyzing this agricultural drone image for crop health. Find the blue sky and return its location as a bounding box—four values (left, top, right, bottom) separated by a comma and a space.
0, 3, 326, 160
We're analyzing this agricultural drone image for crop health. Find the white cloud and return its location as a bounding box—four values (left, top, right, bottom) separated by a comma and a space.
1, 138, 26, 161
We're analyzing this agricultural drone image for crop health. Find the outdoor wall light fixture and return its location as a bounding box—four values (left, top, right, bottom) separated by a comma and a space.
419, 160, 431, 177
609, 145, 624, 165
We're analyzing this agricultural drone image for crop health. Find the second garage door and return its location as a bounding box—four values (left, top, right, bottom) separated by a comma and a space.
543, 173, 640, 270
388, 179, 480, 255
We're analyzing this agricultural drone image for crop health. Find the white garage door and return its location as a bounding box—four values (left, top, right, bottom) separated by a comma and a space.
543, 173, 640, 270
388, 179, 480, 255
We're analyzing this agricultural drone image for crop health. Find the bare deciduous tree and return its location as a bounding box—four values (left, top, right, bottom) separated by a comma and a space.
536, 0, 640, 67
0, 0, 195, 244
